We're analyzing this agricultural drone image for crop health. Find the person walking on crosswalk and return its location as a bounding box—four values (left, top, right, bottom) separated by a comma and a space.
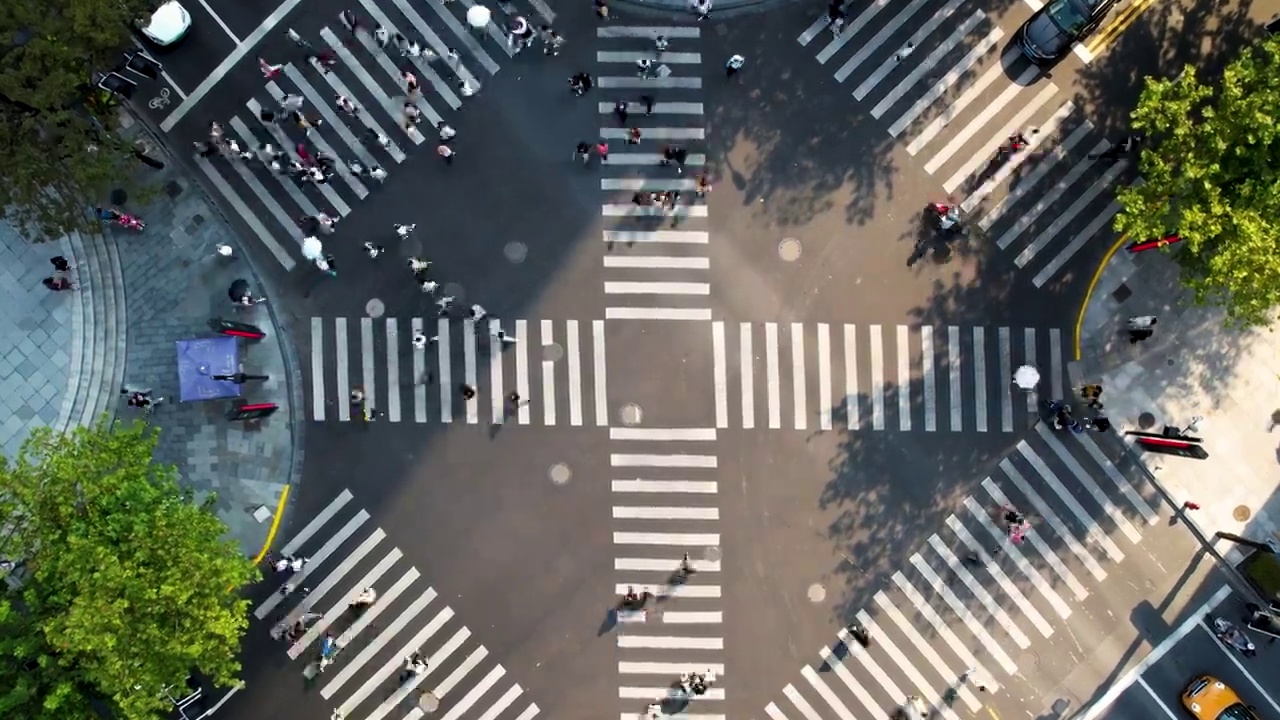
258, 57, 283, 78
691, 0, 712, 21
437, 144, 456, 165
541, 26, 564, 55
438, 122, 456, 142
334, 94, 359, 115
725, 54, 744, 78
636, 58, 653, 78
363, 242, 386, 259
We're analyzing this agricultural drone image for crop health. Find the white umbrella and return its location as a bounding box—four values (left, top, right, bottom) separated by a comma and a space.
301, 236, 323, 261
1012, 365, 1040, 391
466, 5, 491, 29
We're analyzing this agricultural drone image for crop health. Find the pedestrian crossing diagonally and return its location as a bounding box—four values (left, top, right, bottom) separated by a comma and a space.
190, 0, 551, 271
596, 25, 712, 323
609, 429, 725, 720
307, 317, 1067, 432
795, 1, 1130, 288
254, 488, 540, 720
307, 317, 610, 426
761, 425, 1162, 720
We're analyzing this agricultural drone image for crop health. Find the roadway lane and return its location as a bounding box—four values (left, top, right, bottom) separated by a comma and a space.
137, 0, 242, 104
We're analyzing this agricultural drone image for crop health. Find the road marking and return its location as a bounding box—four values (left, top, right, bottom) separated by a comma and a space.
606, 308, 712, 321
1024, 328, 1037, 414
817, 323, 832, 430
843, 324, 859, 430
926, 324, 936, 427
874, 590, 981, 711
160, 0, 306, 131
1074, 585, 1231, 720
228, 116, 320, 219
611, 479, 718, 494
766, 323, 782, 429
348, 13, 451, 120
1085, 0, 1155, 56
922, 540, 1030, 650
611, 427, 717, 441
247, 97, 354, 212
597, 101, 705, 115
742, 322, 755, 429
453, 0, 516, 56
255, 510, 369, 619
607, 153, 707, 166
1016, 160, 1128, 266
597, 51, 702, 64
599, 76, 702, 90
414, 0, 500, 74
541, 319, 555, 426
320, 27, 423, 145
892, 571, 999, 691
1049, 328, 1064, 401
613, 532, 720, 546
713, 322, 728, 428
963, 495, 1076, 614
319, 585, 434, 697
374, 0, 482, 86
613, 506, 719, 521
925, 65, 1039, 175
997, 327, 1012, 432
311, 318, 325, 421
960, 101, 1073, 213
980, 122, 1093, 231
996, 139, 1108, 248
1137, 677, 1182, 720
512, 705, 539, 720
766, 702, 790, 720
994, 465, 1111, 579
948, 326, 962, 432
360, 318, 376, 418
356, 622, 465, 719
870, 324, 885, 430
603, 204, 709, 218
947, 516, 1054, 637
516, 319, 530, 425
787, 679, 828, 720
465, 319, 479, 423
616, 636, 723, 650
615, 557, 720, 572
604, 281, 710, 295
593, 320, 608, 426
386, 319, 401, 422
490, 319, 504, 424
1034, 200, 1122, 288
791, 323, 807, 430
621, 687, 725, 701
603, 178, 699, 191
476, 686, 523, 720
192, 157, 296, 270
621, 662, 726, 675
1036, 425, 1143, 542
603, 230, 709, 244
874, 10, 984, 118
896, 325, 911, 431
598, 26, 701, 38
910, 552, 1023, 670
1022, 439, 1132, 554
853, 0, 966, 100
942, 83, 1058, 194
833, 0, 906, 79
438, 665, 505, 720
973, 327, 987, 432
856, 609, 960, 720
889, 26, 1001, 137
817, 0, 890, 64
831, 624, 910, 711
1078, 432, 1159, 523
279, 489, 352, 557
567, 319, 583, 426
611, 454, 717, 468
816, 647, 882, 717
438, 319, 452, 423
335, 319, 350, 421
906, 57, 1006, 155
287, 546, 399, 659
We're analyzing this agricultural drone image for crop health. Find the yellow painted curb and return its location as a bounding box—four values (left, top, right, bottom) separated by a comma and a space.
252, 484, 291, 564
1073, 233, 1129, 360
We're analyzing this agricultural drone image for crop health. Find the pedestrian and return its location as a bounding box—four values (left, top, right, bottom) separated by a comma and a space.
368, 166, 389, 183
543, 28, 564, 55
438, 144, 455, 165
636, 58, 652, 78
1127, 315, 1156, 344
828, 0, 846, 34
420, 279, 438, 293
894, 42, 914, 61
691, 0, 711, 20
1079, 384, 1103, 408
626, 127, 642, 145
596, 141, 609, 163
493, 329, 517, 344
1094, 133, 1143, 161
575, 141, 591, 164
1088, 415, 1111, 432
193, 140, 219, 157
402, 70, 419, 96
459, 79, 478, 97
614, 99, 629, 126
446, 47, 460, 65
507, 391, 521, 405
438, 122, 456, 141
402, 103, 422, 126
655, 35, 669, 52
595, 0, 609, 19
363, 242, 386, 258
259, 57, 283, 78
374, 24, 390, 47
725, 53, 744, 78
404, 40, 423, 58
317, 212, 339, 233
259, 107, 277, 124
470, 304, 488, 321
215, 244, 234, 258
1182, 501, 1201, 511
695, 172, 712, 196
315, 253, 337, 276
280, 94, 304, 112
340, 9, 362, 35
461, 384, 476, 400
366, 129, 392, 151
335, 94, 359, 114
412, 331, 429, 349
395, 223, 417, 239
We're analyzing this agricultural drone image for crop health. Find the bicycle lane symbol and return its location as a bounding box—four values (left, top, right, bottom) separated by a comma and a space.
148, 87, 171, 111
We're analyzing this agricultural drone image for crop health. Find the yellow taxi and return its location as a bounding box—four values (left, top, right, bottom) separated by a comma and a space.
1182, 676, 1261, 720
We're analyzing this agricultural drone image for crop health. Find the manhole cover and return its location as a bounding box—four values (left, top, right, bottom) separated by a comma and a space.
418, 692, 440, 712
1137, 411, 1156, 429
442, 282, 465, 301
620, 403, 643, 426
366, 298, 385, 318
550, 462, 572, 485
542, 342, 564, 362
1234, 505, 1252, 522
703, 546, 721, 562
779, 238, 802, 262
504, 241, 528, 264
807, 583, 826, 603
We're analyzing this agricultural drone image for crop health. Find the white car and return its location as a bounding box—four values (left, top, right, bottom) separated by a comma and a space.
139, 1, 191, 46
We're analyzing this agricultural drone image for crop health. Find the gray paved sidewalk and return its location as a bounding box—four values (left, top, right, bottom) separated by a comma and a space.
1070, 244, 1280, 564
0, 225, 75, 458
111, 120, 307, 557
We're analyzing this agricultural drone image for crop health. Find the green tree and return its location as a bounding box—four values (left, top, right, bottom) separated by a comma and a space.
0, 421, 258, 720
1114, 36, 1280, 327
0, 0, 159, 239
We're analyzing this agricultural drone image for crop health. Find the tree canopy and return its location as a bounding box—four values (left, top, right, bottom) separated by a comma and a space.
0, 0, 158, 239
1114, 36, 1280, 327
0, 421, 258, 720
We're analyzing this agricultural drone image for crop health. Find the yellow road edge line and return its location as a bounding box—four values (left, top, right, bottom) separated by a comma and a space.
1086, 0, 1154, 55
1073, 232, 1129, 360
252, 484, 292, 564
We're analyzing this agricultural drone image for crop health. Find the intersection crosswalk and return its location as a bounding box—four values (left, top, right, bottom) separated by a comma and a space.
254, 489, 540, 720
307, 317, 1067, 432
609, 429, 725, 719
189, 0, 550, 271
597, 26, 712, 322
761, 424, 1161, 720
797, 0, 1128, 288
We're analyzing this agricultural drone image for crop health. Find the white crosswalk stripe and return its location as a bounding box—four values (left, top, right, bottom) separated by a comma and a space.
796, 0, 1133, 288
761, 427, 1163, 720
597, 24, 710, 326
177, 0, 559, 269
255, 490, 538, 720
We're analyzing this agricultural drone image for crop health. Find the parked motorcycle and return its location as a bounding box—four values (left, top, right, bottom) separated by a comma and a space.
929, 203, 966, 235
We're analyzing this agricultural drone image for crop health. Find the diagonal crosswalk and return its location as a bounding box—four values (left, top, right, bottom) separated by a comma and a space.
254, 489, 539, 720
307, 317, 1068, 432
597, 25, 711, 323
610, 428, 725, 720
190, 0, 550, 271
761, 425, 1162, 720
797, 0, 1129, 288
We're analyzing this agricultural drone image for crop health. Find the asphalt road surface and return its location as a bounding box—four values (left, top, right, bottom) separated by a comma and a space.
120, 0, 1269, 719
